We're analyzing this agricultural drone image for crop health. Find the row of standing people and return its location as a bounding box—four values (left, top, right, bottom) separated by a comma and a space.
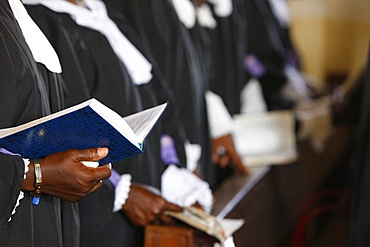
0, 0, 306, 246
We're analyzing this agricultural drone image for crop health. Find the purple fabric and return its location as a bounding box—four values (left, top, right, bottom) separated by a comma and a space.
160, 134, 180, 165
0, 148, 20, 156
108, 169, 121, 188
285, 49, 301, 69
244, 54, 266, 78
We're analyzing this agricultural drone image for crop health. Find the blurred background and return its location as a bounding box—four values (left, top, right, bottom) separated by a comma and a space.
288, 0, 369, 89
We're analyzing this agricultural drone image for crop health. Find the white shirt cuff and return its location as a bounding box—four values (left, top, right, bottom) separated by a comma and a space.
205, 90, 234, 138
112, 174, 132, 213
8, 158, 29, 222
184, 141, 202, 172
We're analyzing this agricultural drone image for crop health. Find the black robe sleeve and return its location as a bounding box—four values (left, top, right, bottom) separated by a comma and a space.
0, 1, 79, 246
0, 154, 24, 230
0, 3, 34, 229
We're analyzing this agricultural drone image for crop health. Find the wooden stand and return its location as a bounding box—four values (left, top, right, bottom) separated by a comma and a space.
144, 225, 195, 247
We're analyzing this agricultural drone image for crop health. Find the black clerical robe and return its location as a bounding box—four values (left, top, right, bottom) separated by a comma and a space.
243, 0, 293, 110
106, 0, 215, 188
208, 0, 250, 115
25, 5, 169, 246
109, 8, 188, 165
26, 3, 167, 185
0, 1, 78, 246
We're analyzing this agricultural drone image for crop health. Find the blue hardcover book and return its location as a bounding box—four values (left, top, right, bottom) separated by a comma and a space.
0, 98, 168, 165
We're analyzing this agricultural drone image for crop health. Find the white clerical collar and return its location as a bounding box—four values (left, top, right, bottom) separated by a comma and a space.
22, 0, 153, 85
170, 0, 196, 29
207, 0, 233, 18
8, 0, 61, 73
196, 3, 217, 29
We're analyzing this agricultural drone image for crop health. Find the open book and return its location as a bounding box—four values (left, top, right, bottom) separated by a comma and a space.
0, 98, 167, 164
166, 206, 244, 244
232, 110, 297, 167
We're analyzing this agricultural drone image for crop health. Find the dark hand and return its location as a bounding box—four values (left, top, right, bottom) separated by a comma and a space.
121, 184, 182, 226
212, 134, 250, 175
23, 148, 111, 202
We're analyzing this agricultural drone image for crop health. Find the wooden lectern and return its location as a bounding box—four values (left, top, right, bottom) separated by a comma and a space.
144, 225, 195, 247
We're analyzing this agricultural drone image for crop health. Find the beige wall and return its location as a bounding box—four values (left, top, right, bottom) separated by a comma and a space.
287, 0, 370, 87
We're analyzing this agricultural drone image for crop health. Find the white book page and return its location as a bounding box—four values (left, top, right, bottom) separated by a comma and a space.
90, 100, 139, 149
166, 206, 244, 243
0, 99, 140, 149
232, 110, 297, 167
219, 218, 245, 238
0, 127, 14, 133
123, 103, 167, 144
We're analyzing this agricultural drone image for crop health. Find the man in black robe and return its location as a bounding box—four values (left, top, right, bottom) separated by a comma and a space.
209, 0, 294, 113
24, 2, 184, 246
105, 0, 251, 189
207, 0, 250, 116
105, 0, 218, 187
0, 0, 111, 246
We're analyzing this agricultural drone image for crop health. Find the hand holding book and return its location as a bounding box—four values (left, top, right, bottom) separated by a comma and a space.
21, 148, 112, 203
0, 98, 167, 164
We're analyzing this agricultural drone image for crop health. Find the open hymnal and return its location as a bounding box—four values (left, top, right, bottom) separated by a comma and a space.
0, 98, 167, 164
232, 110, 297, 167
166, 206, 244, 244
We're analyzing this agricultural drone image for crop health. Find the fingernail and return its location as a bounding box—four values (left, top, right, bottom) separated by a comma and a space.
98, 147, 108, 156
